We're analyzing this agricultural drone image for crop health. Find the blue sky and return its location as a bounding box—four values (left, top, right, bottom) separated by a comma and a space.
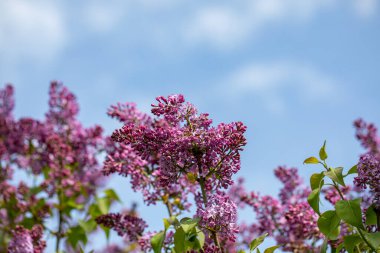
1, 0, 380, 251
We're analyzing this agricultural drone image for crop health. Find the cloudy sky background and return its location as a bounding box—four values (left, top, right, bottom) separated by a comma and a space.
1, 0, 380, 251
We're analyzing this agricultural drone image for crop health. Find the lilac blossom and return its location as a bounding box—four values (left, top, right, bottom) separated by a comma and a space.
0, 83, 107, 251
354, 154, 380, 210
354, 119, 380, 156
197, 192, 239, 243
8, 225, 45, 253
95, 213, 147, 241
228, 166, 322, 252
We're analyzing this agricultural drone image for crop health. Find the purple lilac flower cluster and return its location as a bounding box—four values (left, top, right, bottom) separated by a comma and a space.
96, 213, 147, 241
354, 119, 380, 211
0, 83, 106, 251
7, 225, 46, 253
102, 94, 247, 250
229, 166, 322, 252
196, 192, 239, 243
355, 154, 380, 209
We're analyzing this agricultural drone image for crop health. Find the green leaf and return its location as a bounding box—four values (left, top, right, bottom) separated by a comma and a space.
303, 157, 320, 164
335, 242, 344, 252
97, 197, 110, 214
365, 204, 377, 226
180, 218, 199, 233
319, 141, 328, 160
78, 219, 97, 233
163, 218, 171, 230
174, 227, 185, 253
345, 165, 357, 176
307, 189, 320, 215
343, 234, 363, 253
151, 231, 166, 253
317, 210, 341, 240
195, 228, 205, 250
310, 172, 325, 190
335, 199, 364, 229
88, 203, 101, 219
363, 231, 380, 250
67, 226, 87, 248
324, 167, 345, 186
264, 245, 281, 253
104, 189, 121, 202
67, 199, 84, 210
250, 233, 268, 252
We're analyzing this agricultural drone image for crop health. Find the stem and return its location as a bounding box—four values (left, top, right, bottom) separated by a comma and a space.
194, 146, 221, 249
55, 208, 63, 253
199, 177, 208, 206
357, 228, 377, 252
333, 182, 345, 200
321, 162, 345, 200
376, 209, 380, 232
165, 201, 173, 217
55, 159, 64, 253
198, 175, 220, 248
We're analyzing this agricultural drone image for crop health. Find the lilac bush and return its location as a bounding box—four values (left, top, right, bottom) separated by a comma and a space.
0, 83, 119, 252
1, 83, 380, 252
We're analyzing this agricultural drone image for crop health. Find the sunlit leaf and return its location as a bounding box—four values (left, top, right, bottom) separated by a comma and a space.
151, 231, 166, 253
308, 189, 320, 215
319, 141, 328, 160
325, 167, 345, 186
304, 157, 319, 164
335, 199, 364, 229
250, 233, 268, 252
317, 210, 340, 240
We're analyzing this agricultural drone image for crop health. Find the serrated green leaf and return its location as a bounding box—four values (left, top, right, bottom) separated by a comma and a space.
317, 210, 341, 240
335, 199, 364, 229
250, 233, 268, 252
324, 167, 345, 186
308, 188, 320, 215
264, 245, 281, 253
365, 204, 377, 226
343, 234, 362, 253
151, 231, 166, 253
304, 157, 320, 164
310, 172, 325, 190
319, 141, 328, 160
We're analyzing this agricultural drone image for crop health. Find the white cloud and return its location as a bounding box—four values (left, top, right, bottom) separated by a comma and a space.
184, 0, 377, 49
83, 1, 126, 33
352, 0, 377, 18
225, 61, 338, 112
0, 0, 67, 65
184, 0, 336, 48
